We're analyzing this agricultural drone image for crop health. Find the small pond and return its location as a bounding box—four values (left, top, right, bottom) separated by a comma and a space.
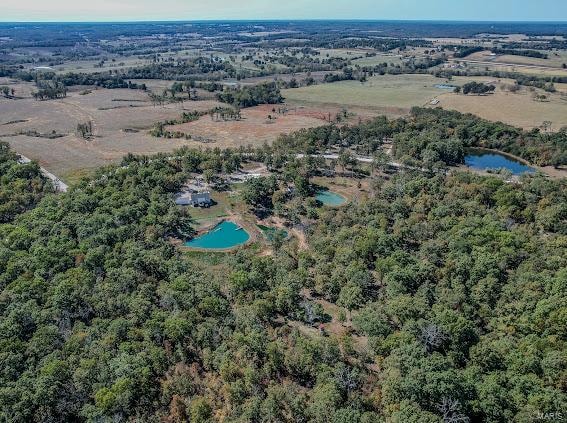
465, 150, 535, 175
257, 225, 289, 241
435, 84, 457, 91
185, 221, 250, 249
316, 190, 347, 206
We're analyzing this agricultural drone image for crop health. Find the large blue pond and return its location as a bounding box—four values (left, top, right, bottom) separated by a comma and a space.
185, 221, 250, 249
316, 190, 347, 206
465, 150, 535, 175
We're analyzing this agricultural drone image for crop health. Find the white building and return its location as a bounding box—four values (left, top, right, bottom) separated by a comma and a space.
175, 191, 212, 207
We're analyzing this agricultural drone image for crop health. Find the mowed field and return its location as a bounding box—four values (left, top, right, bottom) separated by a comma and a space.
283, 74, 567, 130
166, 104, 330, 146
283, 74, 444, 115
436, 87, 567, 131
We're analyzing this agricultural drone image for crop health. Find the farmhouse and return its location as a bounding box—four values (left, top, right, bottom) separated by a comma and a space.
175, 191, 212, 207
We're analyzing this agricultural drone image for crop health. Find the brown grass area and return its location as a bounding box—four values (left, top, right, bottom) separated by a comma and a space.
0, 85, 228, 179
436, 88, 567, 131
166, 104, 330, 147
0, 82, 336, 179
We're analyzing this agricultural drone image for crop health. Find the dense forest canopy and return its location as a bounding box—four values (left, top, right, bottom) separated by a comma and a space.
0, 141, 52, 223
1, 17, 566, 421
272, 108, 567, 167
217, 82, 284, 108
0, 127, 565, 421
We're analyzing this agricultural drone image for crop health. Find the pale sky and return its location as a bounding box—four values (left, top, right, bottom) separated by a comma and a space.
1, 0, 567, 22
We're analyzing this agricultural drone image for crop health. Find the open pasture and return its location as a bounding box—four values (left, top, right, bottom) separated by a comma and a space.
282, 74, 445, 115
436, 87, 567, 131
0, 85, 226, 179
282, 73, 567, 130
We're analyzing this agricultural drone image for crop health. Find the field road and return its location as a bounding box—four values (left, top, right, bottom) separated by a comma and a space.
295, 153, 411, 170
449, 58, 567, 72
18, 155, 69, 192
23, 150, 431, 195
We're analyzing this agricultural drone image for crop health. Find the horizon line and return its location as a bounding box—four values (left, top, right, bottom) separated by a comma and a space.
1, 18, 567, 24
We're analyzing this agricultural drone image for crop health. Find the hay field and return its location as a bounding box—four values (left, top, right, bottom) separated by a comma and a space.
352, 54, 403, 67
282, 74, 444, 115
0, 86, 226, 180
316, 48, 373, 59
436, 88, 567, 131
282, 74, 567, 130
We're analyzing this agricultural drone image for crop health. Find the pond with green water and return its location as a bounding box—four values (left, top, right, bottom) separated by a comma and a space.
185, 221, 250, 249
258, 224, 288, 241
316, 190, 347, 206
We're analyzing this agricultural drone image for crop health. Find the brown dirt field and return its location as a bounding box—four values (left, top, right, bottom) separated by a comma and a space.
166, 104, 330, 147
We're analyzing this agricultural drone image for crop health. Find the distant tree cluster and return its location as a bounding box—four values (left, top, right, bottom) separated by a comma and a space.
453, 45, 484, 58
491, 48, 549, 59
76, 121, 94, 139
0, 86, 15, 98
27, 71, 147, 91
149, 110, 208, 139
217, 82, 283, 108
459, 81, 496, 95
32, 81, 67, 100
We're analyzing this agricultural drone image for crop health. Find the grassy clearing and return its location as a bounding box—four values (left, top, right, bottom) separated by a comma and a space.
316, 48, 371, 59
283, 74, 445, 113
436, 88, 567, 131
189, 191, 236, 227
283, 74, 567, 131
311, 175, 371, 202
457, 61, 567, 78
352, 54, 403, 67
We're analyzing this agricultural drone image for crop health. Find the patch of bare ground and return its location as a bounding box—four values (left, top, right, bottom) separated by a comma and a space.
165, 104, 330, 147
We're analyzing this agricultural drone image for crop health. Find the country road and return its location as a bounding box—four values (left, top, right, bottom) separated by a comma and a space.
17, 155, 69, 192
448, 58, 567, 73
